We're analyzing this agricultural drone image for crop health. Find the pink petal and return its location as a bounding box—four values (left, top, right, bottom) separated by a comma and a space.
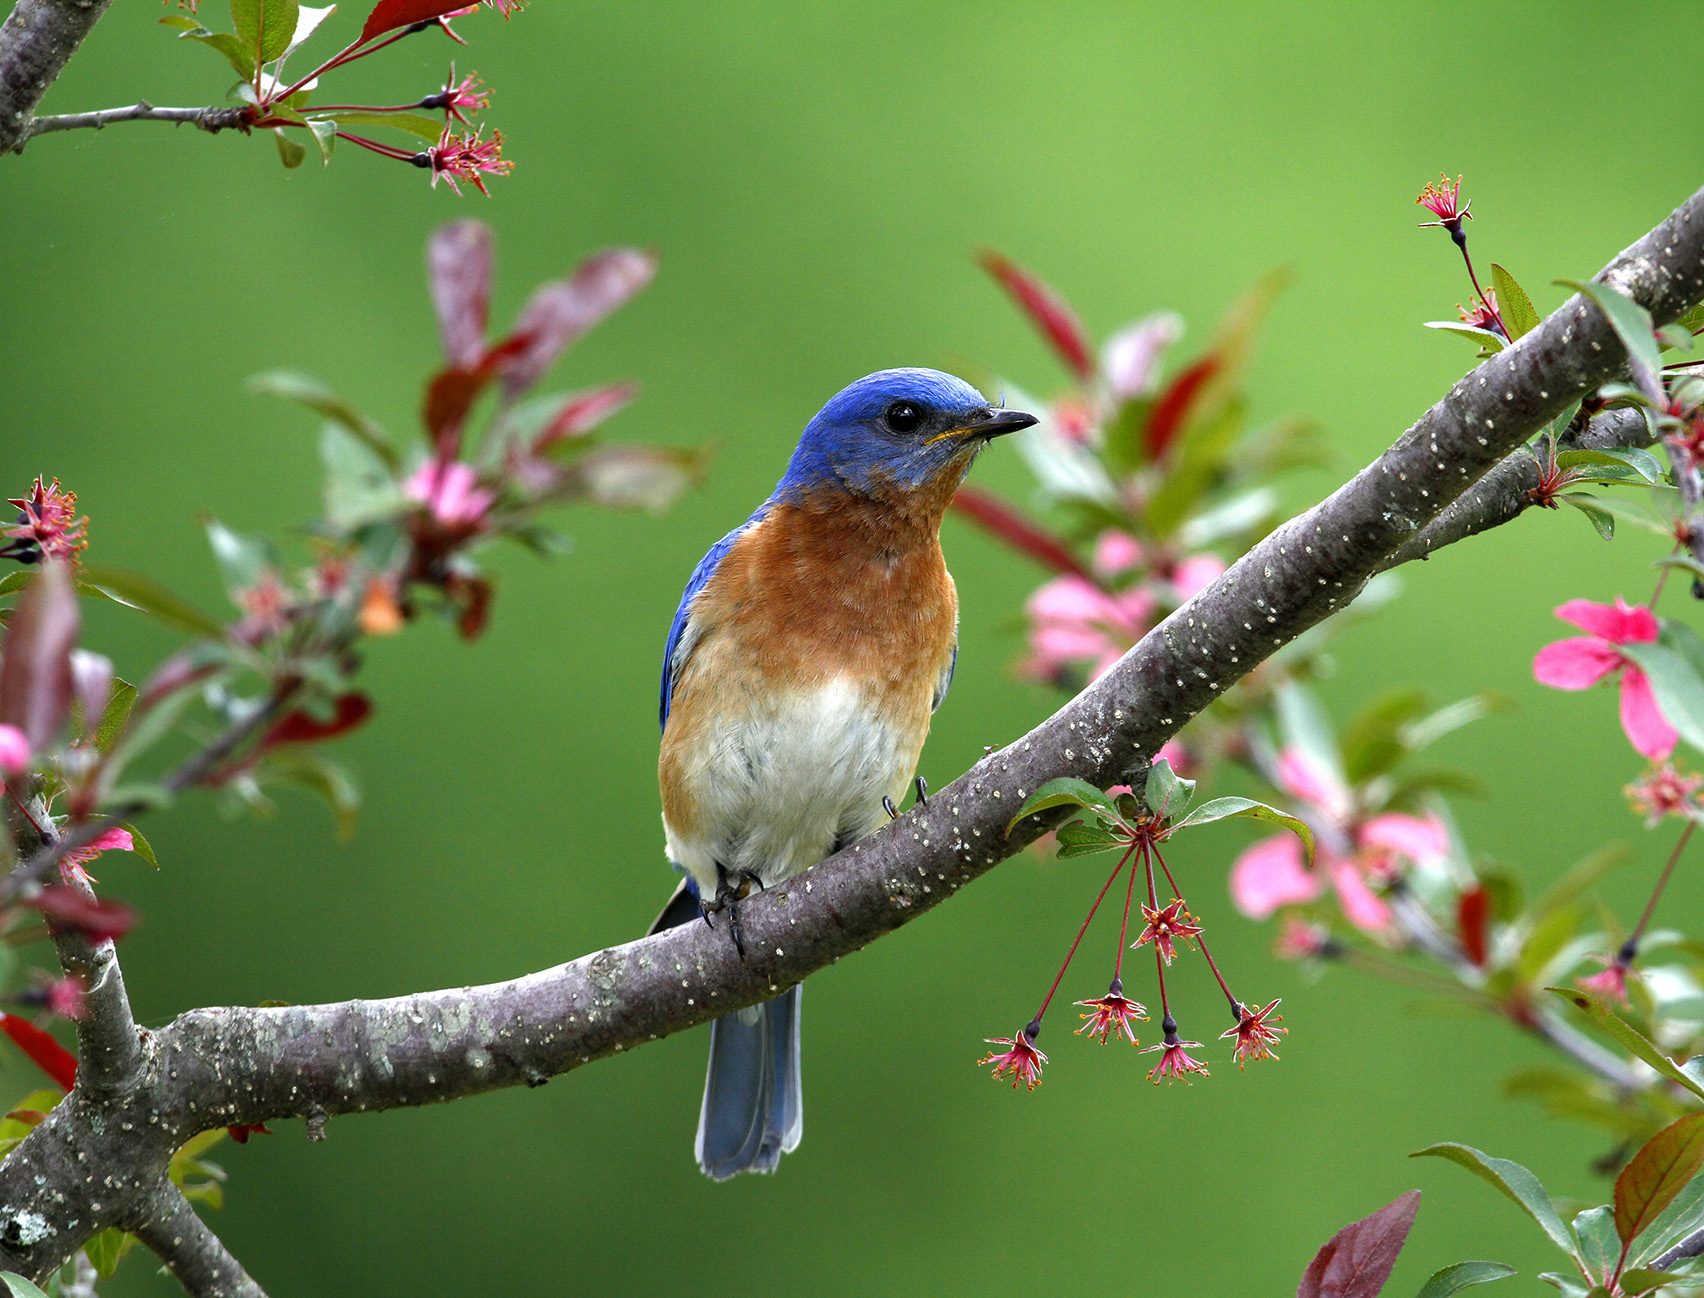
1533, 637, 1623, 690
1277, 748, 1350, 821
1229, 834, 1321, 919
1092, 530, 1143, 579
1026, 575, 1118, 626
1113, 587, 1157, 633
1555, 597, 1658, 646
1173, 554, 1226, 601
1032, 623, 1117, 663
0, 724, 29, 776
1156, 738, 1192, 776
1359, 813, 1449, 866
1102, 311, 1182, 399
1620, 669, 1678, 761
1330, 862, 1391, 933
85, 828, 134, 855
1089, 647, 1125, 680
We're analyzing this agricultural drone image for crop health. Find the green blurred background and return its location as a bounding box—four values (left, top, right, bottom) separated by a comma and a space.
2, 1, 1700, 1293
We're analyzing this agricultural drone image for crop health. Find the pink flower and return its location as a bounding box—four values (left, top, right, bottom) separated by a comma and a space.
1140, 1035, 1209, 1085
1092, 530, 1143, 579
979, 1026, 1047, 1089
1132, 899, 1202, 965
1626, 763, 1703, 827
60, 826, 134, 887
433, 67, 489, 125
1458, 291, 1505, 336
1359, 812, 1450, 867
1576, 956, 1632, 1007
1328, 860, 1392, 932
1022, 575, 1155, 682
1276, 748, 1352, 822
1102, 311, 1182, 400
1172, 553, 1226, 601
1417, 174, 1471, 230
1074, 982, 1148, 1045
428, 124, 512, 196
1274, 918, 1330, 960
407, 460, 495, 530
1221, 998, 1285, 1067
1230, 833, 1322, 917
2, 478, 87, 567
0, 724, 29, 777
1533, 598, 1677, 760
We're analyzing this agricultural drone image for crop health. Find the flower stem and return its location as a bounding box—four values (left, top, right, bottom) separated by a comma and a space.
1626, 819, 1694, 957
1142, 843, 1172, 1023
1152, 842, 1240, 1015
1034, 849, 1130, 1023
275, 24, 425, 104
1112, 841, 1141, 981
334, 131, 422, 161
1457, 241, 1508, 338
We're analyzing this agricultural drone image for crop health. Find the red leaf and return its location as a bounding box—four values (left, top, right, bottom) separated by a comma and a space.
1297, 1190, 1420, 1298
0, 559, 79, 749
1144, 354, 1220, 460
227, 1122, 272, 1143
428, 220, 493, 370
978, 248, 1095, 381
423, 366, 494, 456
33, 887, 137, 944
1615, 1113, 1704, 1246
0, 1012, 77, 1091
358, 0, 472, 44
532, 382, 639, 452
1457, 886, 1490, 967
948, 486, 1093, 580
262, 693, 373, 747
497, 249, 657, 400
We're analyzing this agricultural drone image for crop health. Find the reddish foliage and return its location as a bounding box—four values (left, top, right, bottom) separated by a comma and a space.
263, 694, 374, 747
497, 249, 657, 400
949, 486, 1093, 580
358, 0, 475, 44
427, 220, 493, 369
1144, 354, 1220, 461
32, 887, 136, 944
1457, 886, 1490, 967
227, 1122, 273, 1144
978, 249, 1095, 381
0, 560, 79, 750
0, 1012, 77, 1091
1296, 1190, 1420, 1298
533, 382, 639, 452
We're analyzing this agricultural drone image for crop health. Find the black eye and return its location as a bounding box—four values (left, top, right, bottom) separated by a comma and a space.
884, 401, 922, 434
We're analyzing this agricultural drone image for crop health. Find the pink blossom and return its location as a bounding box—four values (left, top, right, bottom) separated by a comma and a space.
407, 460, 495, 530
1276, 748, 1351, 823
1172, 554, 1226, 601
1274, 918, 1330, 960
1102, 311, 1183, 400
0, 724, 29, 777
60, 827, 134, 887
1092, 530, 1143, 579
1230, 834, 1321, 918
1329, 860, 1391, 931
1359, 812, 1449, 867
1576, 957, 1631, 1007
1155, 738, 1193, 777
1533, 597, 1677, 760
1022, 575, 1154, 682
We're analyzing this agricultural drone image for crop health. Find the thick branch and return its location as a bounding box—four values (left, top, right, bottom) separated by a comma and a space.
1, 184, 1702, 1280
22, 102, 248, 141
1651, 1225, 1704, 1272
0, 0, 111, 154
127, 1184, 268, 1298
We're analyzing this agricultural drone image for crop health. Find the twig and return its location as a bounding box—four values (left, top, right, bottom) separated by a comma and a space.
22, 102, 249, 140
127, 1184, 269, 1298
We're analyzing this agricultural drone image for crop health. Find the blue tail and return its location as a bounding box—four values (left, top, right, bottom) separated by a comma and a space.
695, 983, 803, 1180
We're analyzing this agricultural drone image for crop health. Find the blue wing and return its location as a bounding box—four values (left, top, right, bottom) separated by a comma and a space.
932, 640, 957, 712
660, 505, 769, 729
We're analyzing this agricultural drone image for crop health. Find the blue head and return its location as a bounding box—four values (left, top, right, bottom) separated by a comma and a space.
774, 368, 1036, 503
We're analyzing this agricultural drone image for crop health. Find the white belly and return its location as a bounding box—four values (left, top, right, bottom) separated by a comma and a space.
663, 676, 917, 897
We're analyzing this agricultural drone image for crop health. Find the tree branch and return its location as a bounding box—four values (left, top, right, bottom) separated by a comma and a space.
1, 183, 1702, 1280
127, 1184, 268, 1298
0, 0, 112, 155
21, 102, 249, 141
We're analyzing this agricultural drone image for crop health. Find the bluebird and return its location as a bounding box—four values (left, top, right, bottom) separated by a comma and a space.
649, 368, 1036, 1180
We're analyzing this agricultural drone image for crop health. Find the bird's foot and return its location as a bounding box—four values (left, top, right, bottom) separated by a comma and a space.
702, 867, 764, 960
883, 777, 929, 822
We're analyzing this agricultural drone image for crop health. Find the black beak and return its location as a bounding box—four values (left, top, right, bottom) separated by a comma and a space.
960, 408, 1039, 440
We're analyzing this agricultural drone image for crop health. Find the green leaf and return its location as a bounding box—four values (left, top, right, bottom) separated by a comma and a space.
93, 678, 137, 754
1616, 1115, 1704, 1246
1619, 635, 1704, 758
1528, 845, 1631, 927
1536, 1274, 1591, 1298
1007, 777, 1125, 833
1620, 1270, 1691, 1295
248, 370, 398, 469
1342, 688, 1429, 783
79, 565, 226, 638
259, 747, 360, 841
165, 23, 258, 79
1547, 987, 1704, 1100
320, 109, 444, 141
1563, 492, 1677, 538
1411, 1143, 1577, 1258
231, 0, 298, 63
320, 424, 405, 531
1413, 1261, 1518, 1298
1171, 797, 1316, 867
203, 517, 272, 595
121, 823, 159, 869
1572, 1205, 1617, 1276
1557, 279, 1665, 403
1491, 264, 1542, 340
1144, 757, 1195, 818
0, 1274, 52, 1298
1144, 398, 1246, 538
1424, 321, 1507, 354
1555, 446, 1667, 484
1629, 1160, 1704, 1267
0, 571, 30, 598
82, 1227, 137, 1279
273, 127, 306, 168
1656, 324, 1694, 352
1558, 494, 1615, 540
1055, 821, 1120, 857
306, 116, 335, 164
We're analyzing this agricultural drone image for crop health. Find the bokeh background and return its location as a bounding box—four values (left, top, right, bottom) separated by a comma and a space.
2, 2, 1700, 1293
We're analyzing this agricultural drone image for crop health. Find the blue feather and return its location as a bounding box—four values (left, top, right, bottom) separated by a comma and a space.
659, 504, 769, 729
696, 984, 803, 1180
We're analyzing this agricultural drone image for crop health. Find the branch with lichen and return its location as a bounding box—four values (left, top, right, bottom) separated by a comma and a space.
0, 181, 1699, 1285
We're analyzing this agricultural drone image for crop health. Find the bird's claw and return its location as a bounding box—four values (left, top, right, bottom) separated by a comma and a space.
703, 867, 765, 960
